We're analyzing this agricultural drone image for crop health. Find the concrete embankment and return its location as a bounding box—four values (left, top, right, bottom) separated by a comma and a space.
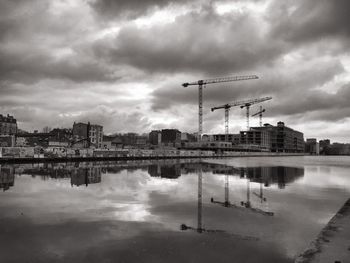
295, 198, 350, 263
0, 152, 304, 164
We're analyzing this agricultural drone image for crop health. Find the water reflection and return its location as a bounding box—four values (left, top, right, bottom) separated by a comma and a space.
70, 167, 101, 187
0, 157, 349, 263
148, 164, 181, 179
0, 161, 305, 191
244, 167, 304, 189
180, 165, 259, 241
0, 165, 15, 191
210, 169, 274, 216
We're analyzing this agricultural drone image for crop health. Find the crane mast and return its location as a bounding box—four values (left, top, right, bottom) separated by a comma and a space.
240, 96, 272, 131
252, 106, 266, 127
211, 96, 271, 141
182, 75, 258, 142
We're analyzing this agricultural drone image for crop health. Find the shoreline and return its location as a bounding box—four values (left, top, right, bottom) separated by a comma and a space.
295, 198, 350, 263
0, 152, 305, 164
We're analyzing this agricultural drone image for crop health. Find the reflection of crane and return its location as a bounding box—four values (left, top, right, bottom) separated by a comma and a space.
252, 106, 266, 127
182, 75, 258, 141
181, 165, 259, 240
210, 174, 241, 209
253, 177, 267, 203
211, 168, 273, 216
240, 96, 272, 130
240, 176, 274, 216
211, 97, 266, 142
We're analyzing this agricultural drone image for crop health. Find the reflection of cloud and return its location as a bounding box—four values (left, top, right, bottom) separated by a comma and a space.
295, 167, 350, 192
113, 203, 153, 222
1, 159, 350, 261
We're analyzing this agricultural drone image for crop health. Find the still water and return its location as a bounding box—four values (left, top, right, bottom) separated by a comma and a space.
0, 156, 349, 263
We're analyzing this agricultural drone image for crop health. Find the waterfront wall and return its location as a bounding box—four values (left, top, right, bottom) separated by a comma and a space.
0, 146, 304, 163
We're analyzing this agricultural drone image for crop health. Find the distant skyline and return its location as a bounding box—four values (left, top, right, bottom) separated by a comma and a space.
0, 0, 349, 142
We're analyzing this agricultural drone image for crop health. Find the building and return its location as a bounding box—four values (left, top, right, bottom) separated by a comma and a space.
135, 135, 148, 147
305, 138, 319, 155
15, 132, 52, 147
73, 122, 103, 148
180, 132, 197, 143
213, 134, 240, 144
89, 124, 103, 148
0, 114, 17, 135
73, 122, 89, 139
0, 135, 15, 147
328, 143, 350, 155
102, 135, 123, 149
319, 139, 331, 155
48, 128, 72, 147
120, 133, 137, 146
161, 129, 181, 145
239, 129, 271, 150
252, 122, 304, 153
149, 130, 162, 145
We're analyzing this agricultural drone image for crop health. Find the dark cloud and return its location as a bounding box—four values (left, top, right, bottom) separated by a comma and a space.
95, 5, 285, 75
269, 84, 350, 122
90, 0, 194, 20
0, 0, 349, 140
0, 49, 117, 84
150, 58, 344, 111
270, 0, 350, 45
0, 0, 118, 84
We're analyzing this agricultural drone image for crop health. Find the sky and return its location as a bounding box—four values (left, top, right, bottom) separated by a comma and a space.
0, 0, 349, 142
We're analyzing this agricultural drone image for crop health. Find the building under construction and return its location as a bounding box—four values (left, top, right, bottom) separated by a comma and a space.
210, 122, 304, 153
245, 122, 304, 153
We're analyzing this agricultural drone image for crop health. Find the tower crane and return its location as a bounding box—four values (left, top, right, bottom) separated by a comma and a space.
252, 106, 266, 127
211, 96, 271, 142
182, 75, 258, 141
240, 96, 272, 131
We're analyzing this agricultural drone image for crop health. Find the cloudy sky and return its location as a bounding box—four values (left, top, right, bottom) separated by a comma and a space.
1, 0, 349, 142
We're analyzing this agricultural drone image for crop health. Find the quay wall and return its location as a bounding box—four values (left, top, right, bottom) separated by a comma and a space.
0, 147, 304, 164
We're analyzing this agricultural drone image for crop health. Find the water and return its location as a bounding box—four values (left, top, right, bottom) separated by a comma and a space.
0, 156, 349, 263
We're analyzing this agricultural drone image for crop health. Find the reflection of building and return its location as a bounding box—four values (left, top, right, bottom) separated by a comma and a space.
244, 166, 304, 189
0, 166, 15, 191
148, 164, 181, 179
70, 167, 102, 187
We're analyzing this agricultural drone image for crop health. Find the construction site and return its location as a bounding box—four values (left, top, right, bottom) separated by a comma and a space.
178, 74, 304, 153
